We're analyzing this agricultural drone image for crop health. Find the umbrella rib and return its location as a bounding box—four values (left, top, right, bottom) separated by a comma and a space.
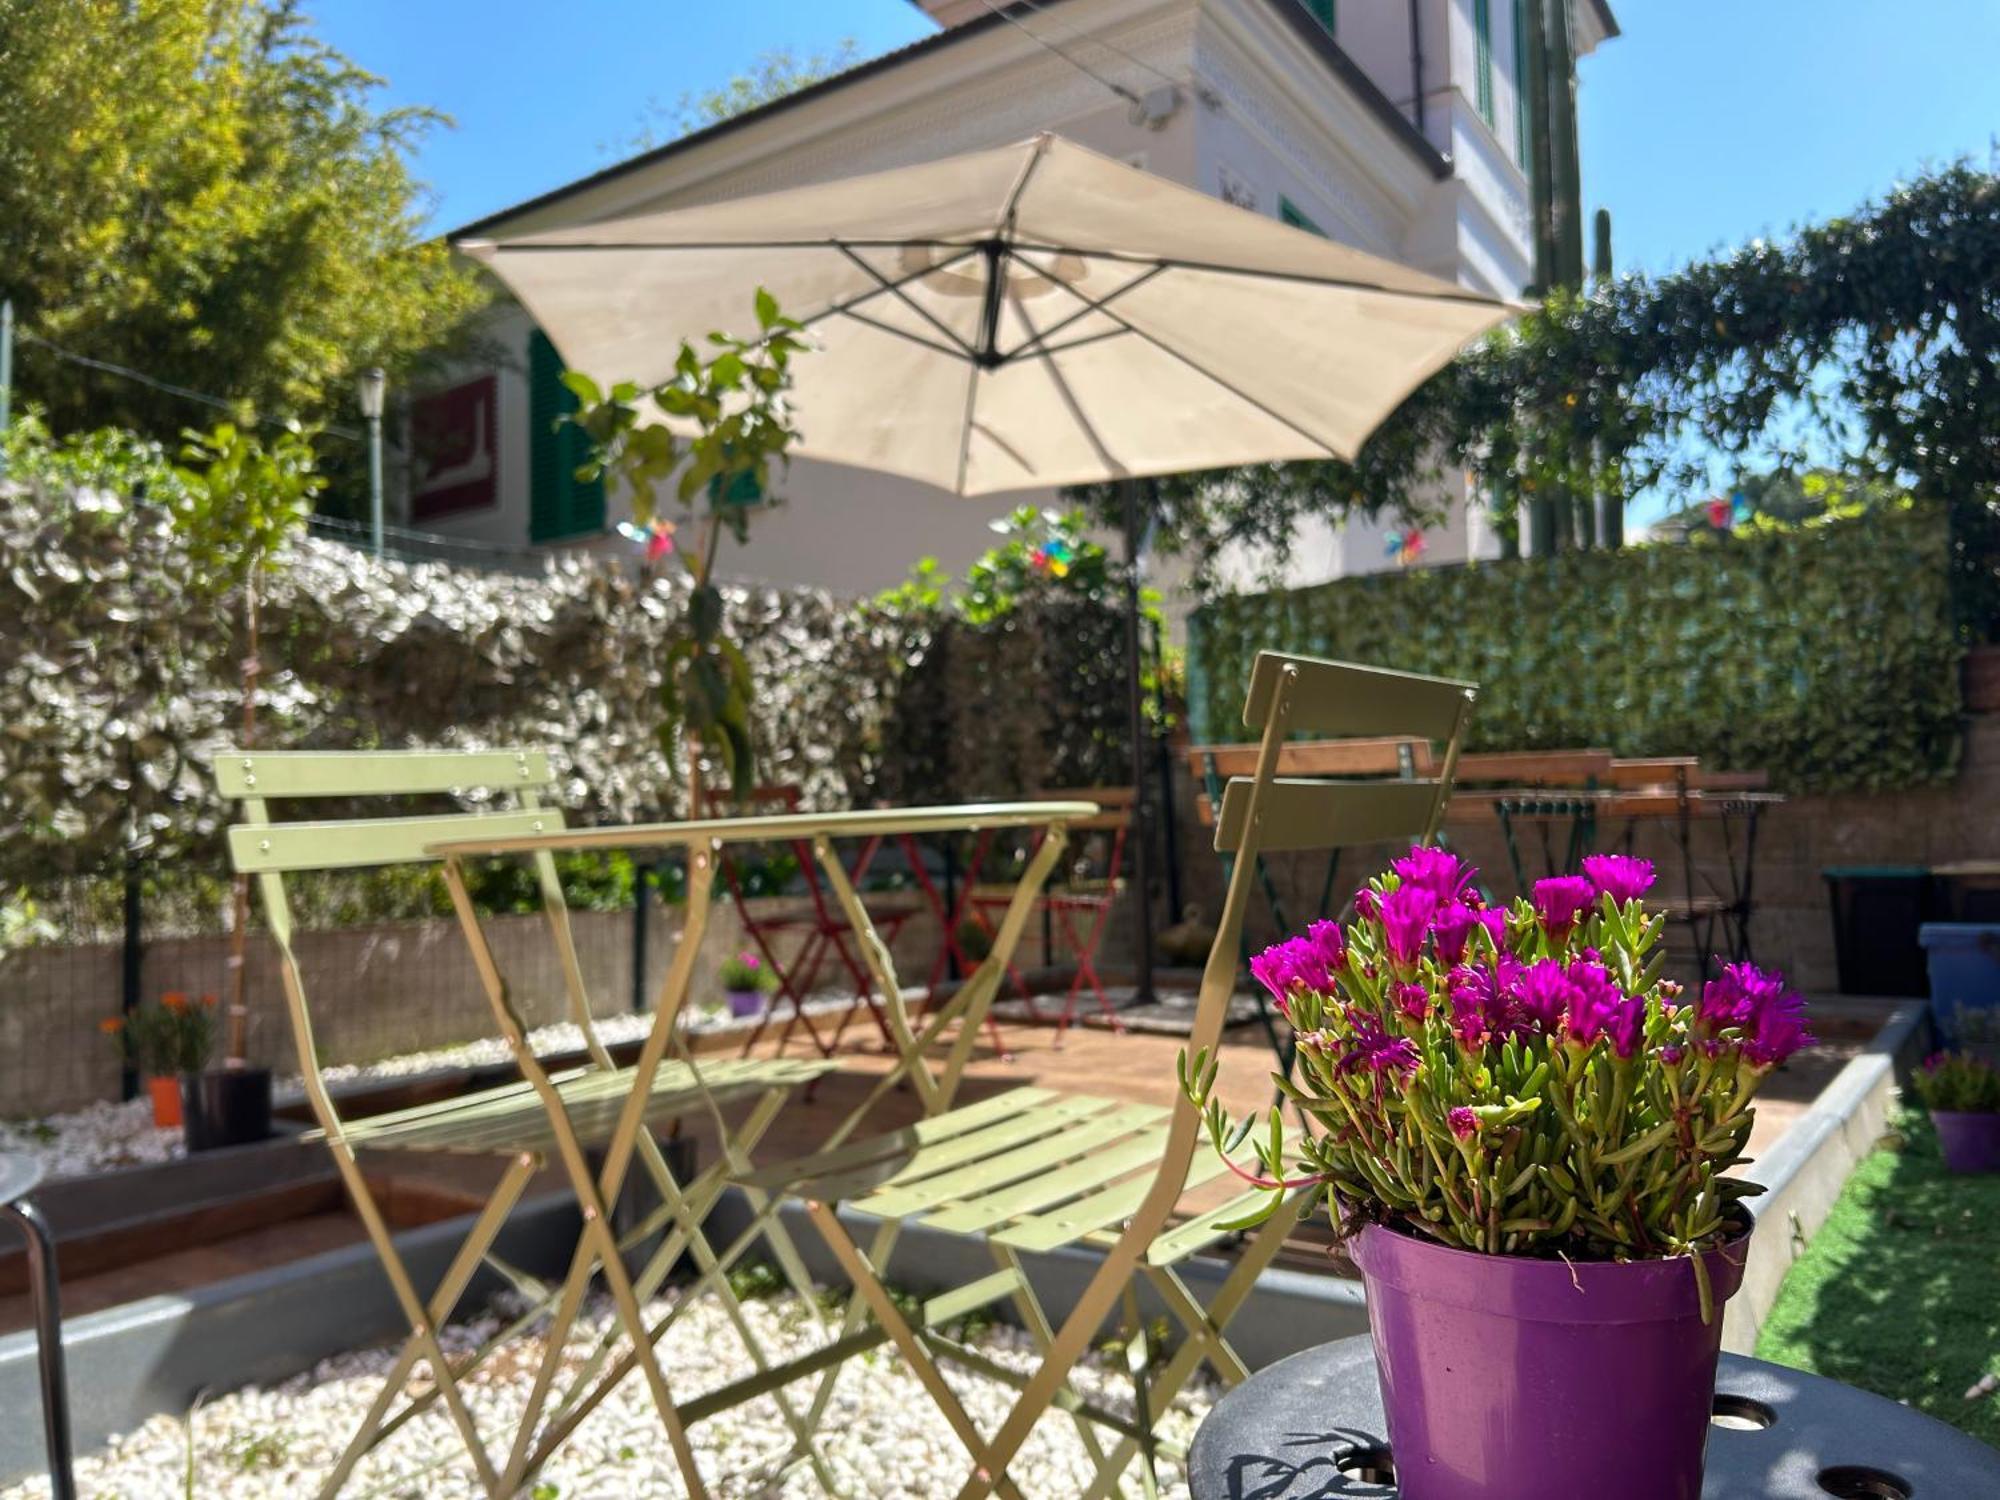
996, 260, 1166, 362
836, 308, 983, 361
1086, 302, 1346, 458
831, 244, 981, 361
994, 136, 1053, 238
1003, 241, 1507, 307
953, 359, 981, 495
1018, 294, 1124, 478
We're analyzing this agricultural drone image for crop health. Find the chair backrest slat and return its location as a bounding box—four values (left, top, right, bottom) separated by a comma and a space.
1212, 779, 1448, 855
1188, 737, 1435, 781
1243, 653, 1473, 741
215, 748, 556, 800
229, 810, 560, 874
216, 746, 590, 1148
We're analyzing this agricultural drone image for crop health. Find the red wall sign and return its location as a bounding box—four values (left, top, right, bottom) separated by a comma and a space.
409, 374, 498, 521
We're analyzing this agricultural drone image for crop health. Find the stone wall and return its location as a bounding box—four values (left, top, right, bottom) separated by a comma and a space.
0, 897, 944, 1118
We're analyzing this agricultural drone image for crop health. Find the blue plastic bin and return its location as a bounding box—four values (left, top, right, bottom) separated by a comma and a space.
1918, 923, 2000, 1045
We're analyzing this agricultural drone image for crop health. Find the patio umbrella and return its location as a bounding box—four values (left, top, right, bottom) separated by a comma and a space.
460, 133, 1517, 996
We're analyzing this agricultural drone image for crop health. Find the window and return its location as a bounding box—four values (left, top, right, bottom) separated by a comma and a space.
1304, 0, 1335, 35
1474, 0, 1495, 126
527, 328, 606, 543
1278, 195, 1325, 236
1514, 0, 1531, 165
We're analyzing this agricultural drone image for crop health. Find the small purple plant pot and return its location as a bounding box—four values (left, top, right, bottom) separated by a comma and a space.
1932, 1109, 2000, 1173
1349, 1219, 1751, 1500
725, 989, 766, 1020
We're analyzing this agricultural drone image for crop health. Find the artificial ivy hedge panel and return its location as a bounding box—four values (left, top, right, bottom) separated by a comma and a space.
1189, 509, 1960, 792
0, 470, 1135, 886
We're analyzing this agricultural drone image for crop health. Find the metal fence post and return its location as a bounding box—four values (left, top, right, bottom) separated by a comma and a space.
119, 857, 142, 1102
630, 859, 652, 1013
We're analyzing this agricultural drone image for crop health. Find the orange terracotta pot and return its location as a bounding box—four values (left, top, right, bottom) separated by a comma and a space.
147, 1075, 183, 1129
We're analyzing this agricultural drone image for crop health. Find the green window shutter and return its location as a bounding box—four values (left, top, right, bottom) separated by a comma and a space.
1513, 0, 1531, 165
527, 328, 605, 544
1304, 0, 1336, 33
1475, 0, 1495, 126
1278, 195, 1325, 237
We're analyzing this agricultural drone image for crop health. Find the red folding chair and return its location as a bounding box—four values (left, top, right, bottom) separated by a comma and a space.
717, 787, 922, 1059
966, 786, 1133, 1042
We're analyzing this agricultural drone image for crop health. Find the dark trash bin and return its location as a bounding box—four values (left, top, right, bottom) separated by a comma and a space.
1932, 860, 2000, 923
1821, 866, 1935, 997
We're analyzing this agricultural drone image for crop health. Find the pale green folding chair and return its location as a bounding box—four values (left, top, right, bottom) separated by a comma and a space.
218, 748, 836, 1498
735, 651, 1476, 1499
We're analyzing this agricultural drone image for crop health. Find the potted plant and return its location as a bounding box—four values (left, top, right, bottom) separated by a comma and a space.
177, 426, 321, 1153
718, 950, 776, 1019
1913, 1051, 2000, 1174
100, 1004, 183, 1129
1185, 849, 1813, 1500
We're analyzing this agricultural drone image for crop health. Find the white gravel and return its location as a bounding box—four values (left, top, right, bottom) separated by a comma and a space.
3, 1001, 861, 1182
0, 1287, 1208, 1498
0, 1099, 181, 1180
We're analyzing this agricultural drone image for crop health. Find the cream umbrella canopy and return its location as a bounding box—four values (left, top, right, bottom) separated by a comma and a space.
459, 133, 1513, 495
460, 132, 1516, 1000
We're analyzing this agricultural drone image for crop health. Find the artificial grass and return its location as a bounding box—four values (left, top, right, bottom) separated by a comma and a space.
1756, 1107, 2000, 1449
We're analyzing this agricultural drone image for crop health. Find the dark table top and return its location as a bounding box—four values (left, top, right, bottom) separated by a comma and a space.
1186, 1336, 2000, 1499
0, 1152, 43, 1207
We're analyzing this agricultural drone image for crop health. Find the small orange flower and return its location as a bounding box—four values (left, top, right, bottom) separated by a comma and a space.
161, 991, 188, 1013
99, 1017, 125, 1034
200, 993, 219, 1008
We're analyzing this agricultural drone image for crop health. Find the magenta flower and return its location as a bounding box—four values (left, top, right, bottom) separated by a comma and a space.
1582, 854, 1656, 905
1391, 981, 1430, 1022
1447, 956, 1529, 1049
1337, 1017, 1420, 1081
1697, 962, 1814, 1067
1305, 918, 1347, 972
1249, 934, 1334, 1013
1533, 875, 1596, 936
1513, 958, 1576, 1036
1473, 905, 1509, 952
1353, 888, 1380, 921
1432, 902, 1477, 965
1743, 986, 1813, 1067
1378, 884, 1439, 968
1448, 1106, 1478, 1141
1392, 845, 1474, 901
1564, 959, 1644, 1057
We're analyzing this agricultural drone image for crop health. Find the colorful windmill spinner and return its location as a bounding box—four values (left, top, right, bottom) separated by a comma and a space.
1383, 527, 1427, 566
617, 516, 678, 564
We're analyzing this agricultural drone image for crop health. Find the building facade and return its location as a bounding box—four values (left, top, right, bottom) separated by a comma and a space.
398, 0, 1614, 595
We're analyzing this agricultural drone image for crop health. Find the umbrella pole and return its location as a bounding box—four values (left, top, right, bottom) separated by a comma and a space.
1120, 477, 1156, 1005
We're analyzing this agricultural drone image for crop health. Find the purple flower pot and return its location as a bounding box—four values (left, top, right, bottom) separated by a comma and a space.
1932, 1109, 2000, 1173
1349, 1220, 1751, 1500
726, 989, 765, 1020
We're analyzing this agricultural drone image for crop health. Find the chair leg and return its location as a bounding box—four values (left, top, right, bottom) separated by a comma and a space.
321, 1153, 537, 1498
2, 1199, 74, 1500
315, 1145, 531, 1498
802, 1202, 1030, 1500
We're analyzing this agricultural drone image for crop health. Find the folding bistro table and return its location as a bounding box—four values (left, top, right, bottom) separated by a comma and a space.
426, 799, 1093, 1497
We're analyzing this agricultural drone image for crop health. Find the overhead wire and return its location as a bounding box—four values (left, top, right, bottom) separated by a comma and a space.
13, 327, 361, 441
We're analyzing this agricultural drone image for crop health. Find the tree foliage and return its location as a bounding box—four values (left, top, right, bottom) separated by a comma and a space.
622, 39, 861, 152
564, 292, 809, 802
0, 0, 485, 440
1079, 164, 2000, 596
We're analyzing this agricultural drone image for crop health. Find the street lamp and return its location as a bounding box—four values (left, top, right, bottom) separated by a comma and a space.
357, 366, 387, 557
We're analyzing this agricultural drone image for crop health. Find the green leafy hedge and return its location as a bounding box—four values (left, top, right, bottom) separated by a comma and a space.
1188, 510, 1962, 792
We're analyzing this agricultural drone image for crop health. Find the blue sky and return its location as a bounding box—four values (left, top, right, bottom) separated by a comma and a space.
315, 0, 1999, 266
